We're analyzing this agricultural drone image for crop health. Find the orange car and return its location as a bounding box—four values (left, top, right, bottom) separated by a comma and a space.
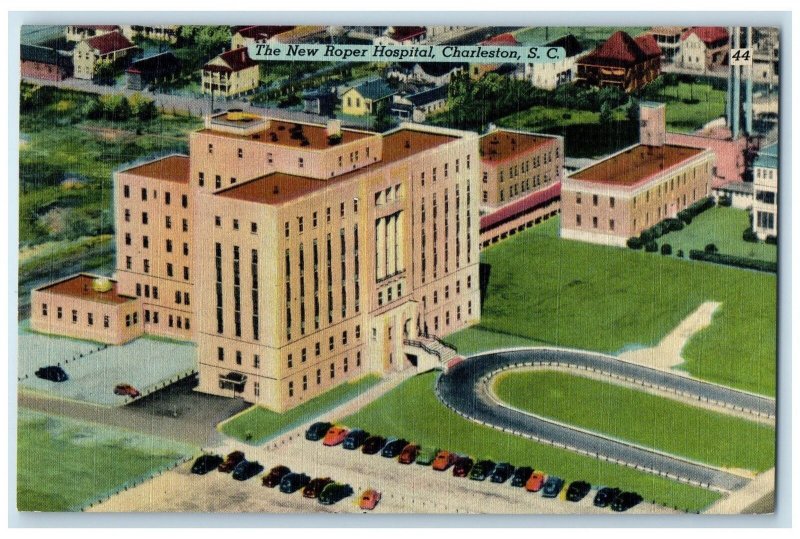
525, 471, 546, 492
359, 489, 381, 510
431, 450, 456, 471
322, 426, 349, 446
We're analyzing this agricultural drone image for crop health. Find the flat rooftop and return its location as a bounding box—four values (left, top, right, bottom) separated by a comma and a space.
120, 155, 190, 184
570, 144, 704, 186
480, 130, 555, 163
36, 274, 136, 305
217, 128, 458, 205
200, 118, 372, 150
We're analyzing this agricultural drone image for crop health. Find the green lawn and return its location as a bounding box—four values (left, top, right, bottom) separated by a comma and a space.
17, 409, 196, 511
477, 217, 776, 396
340, 372, 721, 512
659, 207, 776, 263
513, 27, 651, 48
650, 82, 727, 133
494, 371, 775, 472
443, 326, 548, 356
219, 374, 382, 444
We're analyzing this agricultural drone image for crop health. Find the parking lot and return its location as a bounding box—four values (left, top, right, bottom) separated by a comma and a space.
19, 327, 196, 406
90, 433, 678, 514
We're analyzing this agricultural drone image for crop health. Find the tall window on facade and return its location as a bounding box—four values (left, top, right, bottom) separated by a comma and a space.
326, 233, 333, 324
353, 225, 360, 313
233, 245, 241, 338
313, 239, 320, 330
285, 249, 292, 341
299, 243, 306, 335
215, 242, 223, 334
251, 249, 259, 341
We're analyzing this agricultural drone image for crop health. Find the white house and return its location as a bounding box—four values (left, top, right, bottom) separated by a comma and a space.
752, 142, 778, 240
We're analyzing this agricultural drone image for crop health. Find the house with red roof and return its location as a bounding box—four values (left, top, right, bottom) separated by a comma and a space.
73, 31, 137, 80
575, 30, 661, 92
470, 32, 522, 80
677, 27, 730, 72
201, 47, 260, 97
230, 25, 296, 50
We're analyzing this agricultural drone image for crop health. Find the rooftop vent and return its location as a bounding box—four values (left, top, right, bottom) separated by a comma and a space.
92, 277, 112, 293
404, 140, 411, 149
272, 185, 279, 195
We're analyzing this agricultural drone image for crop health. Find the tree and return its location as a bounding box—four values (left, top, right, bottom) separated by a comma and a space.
599, 102, 613, 128
626, 98, 639, 123
99, 94, 131, 121
94, 59, 116, 86
128, 93, 157, 121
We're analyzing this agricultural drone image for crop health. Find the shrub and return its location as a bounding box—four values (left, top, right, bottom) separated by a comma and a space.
666, 218, 684, 232
718, 195, 732, 207
766, 235, 778, 245
677, 249, 684, 258
704, 243, 719, 254
689, 250, 777, 273
645, 240, 658, 252
743, 228, 758, 243
639, 229, 654, 243
627, 237, 643, 250
661, 243, 672, 255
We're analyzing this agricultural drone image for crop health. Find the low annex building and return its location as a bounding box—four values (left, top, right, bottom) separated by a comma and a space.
561, 102, 714, 246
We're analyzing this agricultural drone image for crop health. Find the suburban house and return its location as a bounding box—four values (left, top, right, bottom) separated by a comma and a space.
647, 26, 688, 63
120, 25, 180, 43
65, 24, 119, 42
575, 30, 661, 92
561, 103, 714, 246
230, 25, 295, 50
374, 26, 428, 45
677, 27, 730, 72
302, 87, 338, 116
387, 62, 467, 85
752, 142, 778, 240
73, 31, 137, 80
472, 32, 520, 80
341, 79, 398, 116
201, 47, 260, 97
522, 34, 584, 90
125, 52, 181, 91
21, 43, 72, 81
390, 84, 449, 123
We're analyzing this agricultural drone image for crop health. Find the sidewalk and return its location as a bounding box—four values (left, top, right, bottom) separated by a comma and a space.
704, 468, 775, 514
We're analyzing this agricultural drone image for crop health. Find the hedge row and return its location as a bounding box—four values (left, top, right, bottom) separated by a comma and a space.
688, 250, 777, 273
676, 196, 715, 225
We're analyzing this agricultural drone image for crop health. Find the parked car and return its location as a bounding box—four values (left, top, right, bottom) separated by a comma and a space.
566, 481, 592, 502
381, 438, 409, 458
469, 460, 496, 481
542, 475, 565, 498
114, 383, 141, 398
319, 482, 354, 505
343, 429, 369, 450
359, 489, 382, 510
362, 435, 387, 455
490, 462, 515, 484
611, 491, 643, 512
398, 444, 420, 464
593, 487, 621, 508
432, 450, 456, 471
525, 471, 546, 492
218, 451, 245, 473
452, 456, 474, 477
280, 472, 311, 493
35, 366, 68, 382
322, 426, 349, 447
191, 454, 223, 475
262, 465, 291, 487
415, 447, 438, 466
306, 421, 332, 441
232, 460, 264, 481
303, 477, 333, 498
511, 466, 533, 487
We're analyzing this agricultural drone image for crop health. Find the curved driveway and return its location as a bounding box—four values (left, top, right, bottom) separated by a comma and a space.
436, 348, 775, 492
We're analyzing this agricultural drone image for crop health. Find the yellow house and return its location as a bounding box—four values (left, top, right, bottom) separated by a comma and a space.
202, 47, 260, 97
341, 79, 397, 116
73, 31, 137, 80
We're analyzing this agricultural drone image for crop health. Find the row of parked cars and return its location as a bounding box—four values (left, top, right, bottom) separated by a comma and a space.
305, 422, 643, 512
33, 365, 142, 397
191, 450, 382, 509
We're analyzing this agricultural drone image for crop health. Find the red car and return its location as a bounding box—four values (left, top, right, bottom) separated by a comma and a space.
398, 444, 420, 464
432, 450, 456, 471
359, 489, 382, 510
452, 456, 474, 477
525, 471, 546, 492
262, 465, 291, 487
218, 451, 245, 473
114, 383, 141, 398
322, 426, 349, 447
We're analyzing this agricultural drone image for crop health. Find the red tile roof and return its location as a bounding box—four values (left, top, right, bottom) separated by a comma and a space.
481, 33, 520, 46
634, 34, 661, 57
204, 47, 257, 73
387, 26, 426, 42
480, 182, 561, 231
85, 31, 135, 55
579, 30, 659, 67
681, 27, 729, 45
236, 25, 295, 40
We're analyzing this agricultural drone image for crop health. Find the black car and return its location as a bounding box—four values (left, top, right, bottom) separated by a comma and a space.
362, 435, 387, 455
306, 421, 333, 441
593, 487, 622, 508
343, 429, 369, 450
510, 466, 533, 487
231, 460, 264, 481
542, 475, 565, 498
611, 491, 643, 512
318, 482, 354, 505
191, 454, 223, 475
381, 438, 408, 458
566, 480, 592, 502
279, 472, 311, 493
35, 366, 68, 382
490, 462, 514, 484
469, 460, 496, 481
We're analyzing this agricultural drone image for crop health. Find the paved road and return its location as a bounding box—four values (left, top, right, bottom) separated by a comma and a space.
437, 348, 776, 492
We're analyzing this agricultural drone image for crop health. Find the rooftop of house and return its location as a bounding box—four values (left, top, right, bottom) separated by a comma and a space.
199, 117, 373, 150
681, 27, 730, 45
546, 34, 584, 57
21, 43, 68, 65
216, 128, 458, 205
569, 143, 705, 186
36, 274, 136, 305
481, 33, 520, 46
394, 61, 467, 77
578, 30, 661, 67
480, 130, 557, 163
235, 25, 295, 40
755, 143, 778, 169
120, 155, 190, 184
84, 31, 136, 55
386, 26, 427, 42
405, 84, 448, 106
126, 51, 179, 73
346, 78, 398, 101
203, 47, 256, 73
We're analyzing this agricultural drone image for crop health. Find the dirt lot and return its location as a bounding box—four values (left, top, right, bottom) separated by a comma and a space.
90, 436, 679, 515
